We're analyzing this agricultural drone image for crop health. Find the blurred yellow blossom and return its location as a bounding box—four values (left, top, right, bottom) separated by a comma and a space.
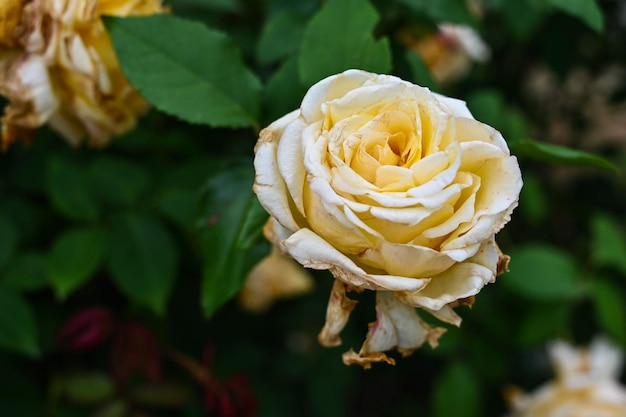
508, 337, 626, 417
399, 23, 491, 85
0, 0, 166, 150
239, 246, 314, 313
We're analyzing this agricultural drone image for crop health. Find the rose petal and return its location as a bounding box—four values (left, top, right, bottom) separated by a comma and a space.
343, 291, 446, 368
300, 69, 373, 123
276, 116, 311, 215
254, 110, 302, 232
318, 279, 358, 347
360, 241, 456, 277
397, 237, 498, 310
433, 93, 473, 119
283, 228, 429, 292
423, 304, 462, 327
304, 179, 376, 253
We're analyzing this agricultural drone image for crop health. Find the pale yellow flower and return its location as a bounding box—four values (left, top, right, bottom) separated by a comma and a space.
253, 70, 521, 367
239, 245, 314, 313
0, 0, 165, 149
508, 337, 626, 417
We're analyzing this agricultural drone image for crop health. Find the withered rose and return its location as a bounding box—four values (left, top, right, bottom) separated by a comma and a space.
0, 0, 165, 149
399, 23, 491, 85
508, 337, 626, 417
253, 69, 522, 367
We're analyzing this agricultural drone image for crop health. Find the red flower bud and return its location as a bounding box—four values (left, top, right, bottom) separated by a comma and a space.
58, 307, 115, 352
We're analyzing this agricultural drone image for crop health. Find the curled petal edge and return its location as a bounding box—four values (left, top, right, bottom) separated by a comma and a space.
318, 279, 359, 347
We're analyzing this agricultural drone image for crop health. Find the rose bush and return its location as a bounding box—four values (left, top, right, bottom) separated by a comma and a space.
507, 338, 626, 417
0, 0, 165, 149
253, 69, 522, 367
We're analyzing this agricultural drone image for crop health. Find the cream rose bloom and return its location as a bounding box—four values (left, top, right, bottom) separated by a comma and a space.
0, 0, 165, 149
253, 69, 522, 367
508, 337, 626, 417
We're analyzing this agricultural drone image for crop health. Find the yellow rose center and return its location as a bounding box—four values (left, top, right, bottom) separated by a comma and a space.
341, 108, 422, 188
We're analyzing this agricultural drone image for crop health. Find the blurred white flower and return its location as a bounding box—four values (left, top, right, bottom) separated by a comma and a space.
508, 337, 626, 417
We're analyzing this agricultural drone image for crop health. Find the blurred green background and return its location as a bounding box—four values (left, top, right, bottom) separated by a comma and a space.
1, 0, 625, 416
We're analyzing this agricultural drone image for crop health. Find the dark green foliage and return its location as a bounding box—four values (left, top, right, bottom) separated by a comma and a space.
0, 0, 623, 416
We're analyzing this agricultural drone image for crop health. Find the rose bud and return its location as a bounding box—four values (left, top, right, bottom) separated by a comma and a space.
58, 306, 115, 351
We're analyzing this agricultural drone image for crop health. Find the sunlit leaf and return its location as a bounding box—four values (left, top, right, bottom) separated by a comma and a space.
106, 15, 261, 128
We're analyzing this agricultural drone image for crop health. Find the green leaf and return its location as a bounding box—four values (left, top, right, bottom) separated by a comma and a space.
499, 0, 547, 40
397, 0, 476, 25
511, 139, 618, 172
256, 10, 307, 65
108, 214, 178, 315
501, 244, 579, 300
405, 50, 438, 90
590, 213, 626, 275
46, 158, 99, 221
235, 197, 269, 251
157, 188, 199, 228
48, 227, 108, 299
548, 0, 603, 32
106, 15, 261, 128
518, 303, 571, 346
168, 0, 240, 12
0, 285, 39, 357
63, 373, 115, 405
432, 362, 482, 417
199, 165, 267, 318
467, 90, 530, 142
89, 157, 151, 208
590, 277, 626, 345
298, 0, 391, 86
263, 57, 307, 124
0, 212, 18, 270
3, 253, 48, 292
518, 173, 548, 225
